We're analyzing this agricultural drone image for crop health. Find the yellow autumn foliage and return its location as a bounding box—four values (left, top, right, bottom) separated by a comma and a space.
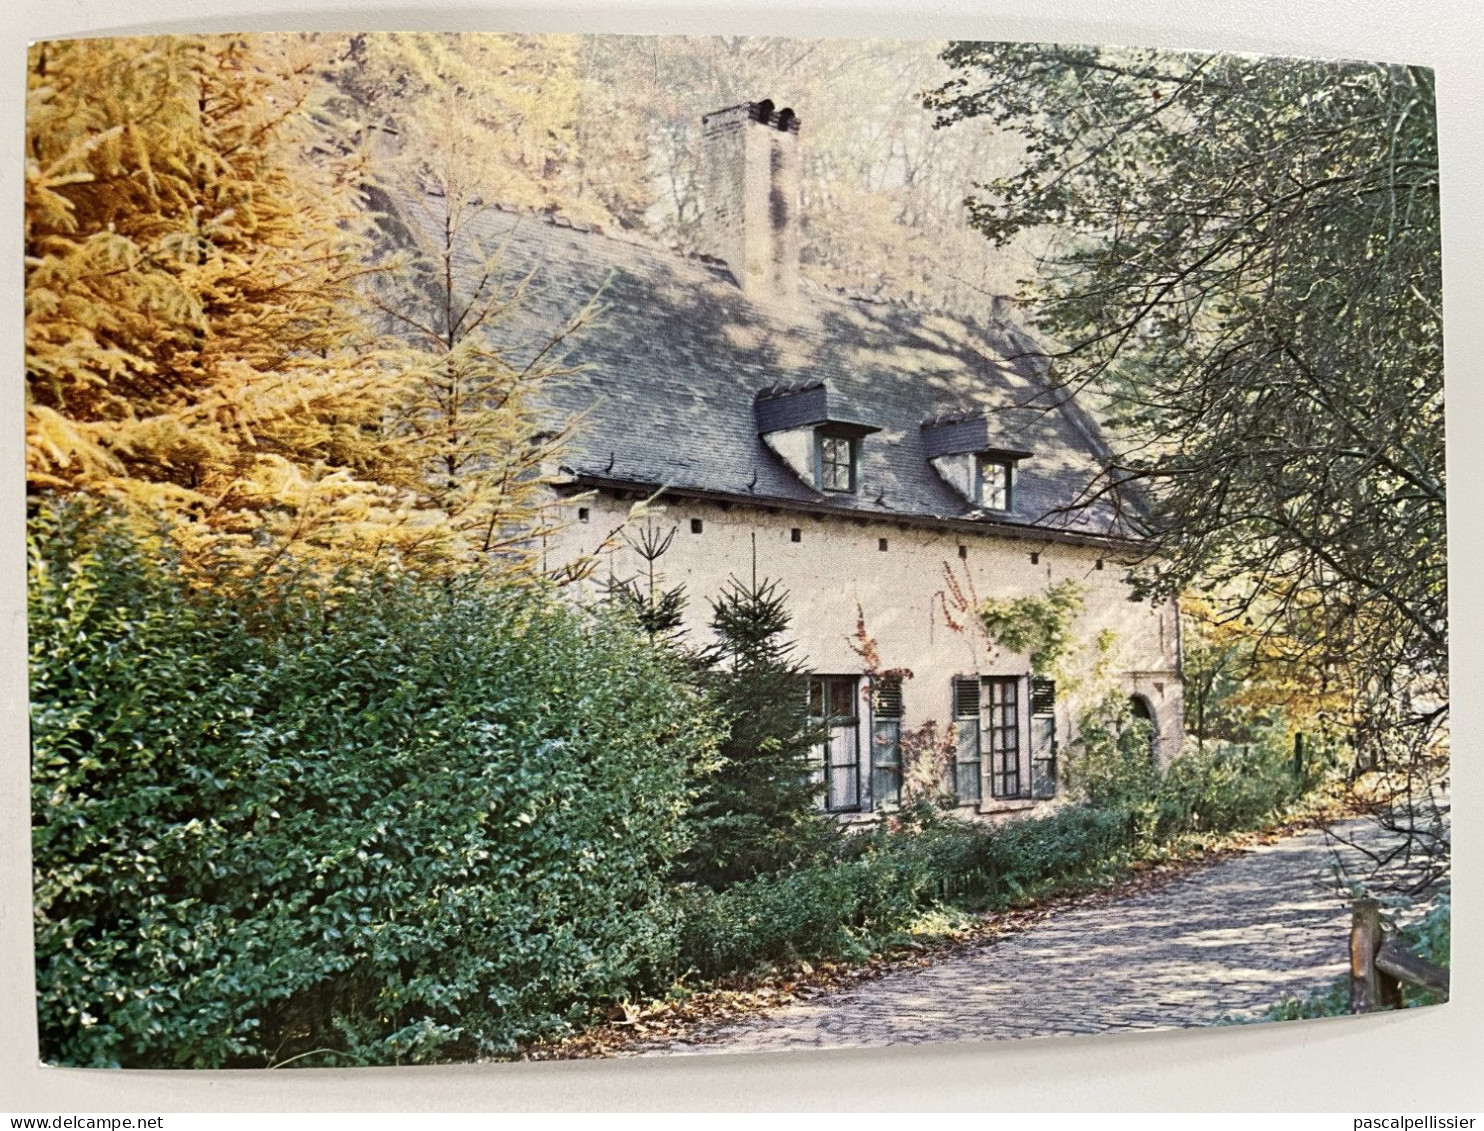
323, 32, 617, 228
24, 33, 597, 580
1181, 591, 1354, 745
26, 36, 411, 567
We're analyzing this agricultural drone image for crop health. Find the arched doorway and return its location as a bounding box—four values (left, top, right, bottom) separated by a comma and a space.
1129, 694, 1159, 763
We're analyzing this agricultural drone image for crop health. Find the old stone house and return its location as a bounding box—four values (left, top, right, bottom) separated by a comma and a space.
413, 100, 1184, 818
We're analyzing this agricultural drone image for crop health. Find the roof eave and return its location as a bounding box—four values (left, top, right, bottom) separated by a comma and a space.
556, 473, 1150, 555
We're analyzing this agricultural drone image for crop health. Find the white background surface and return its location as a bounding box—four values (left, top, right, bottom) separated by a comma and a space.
2, 0, 1479, 1112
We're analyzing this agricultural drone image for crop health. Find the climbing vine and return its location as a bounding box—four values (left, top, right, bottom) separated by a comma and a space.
848, 603, 914, 685
898, 720, 958, 808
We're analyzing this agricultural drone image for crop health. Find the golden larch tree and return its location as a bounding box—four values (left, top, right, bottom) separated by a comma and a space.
25, 35, 457, 571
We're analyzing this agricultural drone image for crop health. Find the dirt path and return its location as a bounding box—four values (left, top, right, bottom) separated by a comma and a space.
634, 816, 1436, 1055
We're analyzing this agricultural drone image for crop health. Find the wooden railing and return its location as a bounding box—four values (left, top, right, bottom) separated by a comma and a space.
1350, 898, 1450, 1013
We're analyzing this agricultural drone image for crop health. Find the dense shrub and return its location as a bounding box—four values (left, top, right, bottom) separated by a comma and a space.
1068, 693, 1163, 813
1397, 890, 1451, 1008
1157, 740, 1313, 836
674, 853, 931, 978
29, 502, 711, 1067
939, 804, 1137, 901
879, 803, 1137, 904
1067, 692, 1322, 848
669, 724, 1336, 985
672, 803, 1140, 978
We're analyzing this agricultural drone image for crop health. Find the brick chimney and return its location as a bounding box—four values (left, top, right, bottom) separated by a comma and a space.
700, 100, 801, 300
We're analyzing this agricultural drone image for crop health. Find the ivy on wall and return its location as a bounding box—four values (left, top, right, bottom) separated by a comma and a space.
977, 580, 1084, 677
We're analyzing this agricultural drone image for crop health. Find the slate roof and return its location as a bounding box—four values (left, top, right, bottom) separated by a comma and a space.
379, 192, 1138, 544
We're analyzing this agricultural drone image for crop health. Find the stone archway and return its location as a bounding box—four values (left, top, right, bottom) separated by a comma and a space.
1129, 694, 1159, 763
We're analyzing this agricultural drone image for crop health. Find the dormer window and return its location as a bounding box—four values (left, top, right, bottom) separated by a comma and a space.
922, 413, 1032, 514
818, 433, 857, 492
756, 382, 879, 496
977, 457, 1012, 511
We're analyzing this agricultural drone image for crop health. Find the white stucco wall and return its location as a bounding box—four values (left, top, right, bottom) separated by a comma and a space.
543, 489, 1183, 817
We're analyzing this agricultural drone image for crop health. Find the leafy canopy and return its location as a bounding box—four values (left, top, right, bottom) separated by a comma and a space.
928, 45, 1445, 766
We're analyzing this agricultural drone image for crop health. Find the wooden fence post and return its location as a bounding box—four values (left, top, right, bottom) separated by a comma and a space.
1350, 899, 1403, 1013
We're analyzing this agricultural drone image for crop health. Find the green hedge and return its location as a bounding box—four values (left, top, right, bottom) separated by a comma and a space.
672, 804, 1138, 978
29, 504, 1341, 1066
30, 504, 711, 1067
670, 749, 1327, 985
674, 854, 929, 978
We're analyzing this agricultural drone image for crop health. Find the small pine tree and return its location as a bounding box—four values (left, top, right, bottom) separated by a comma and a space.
680, 575, 835, 887
601, 521, 689, 643
360, 91, 612, 581
604, 577, 688, 643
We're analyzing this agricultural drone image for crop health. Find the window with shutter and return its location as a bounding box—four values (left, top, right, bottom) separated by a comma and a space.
952, 676, 981, 804
809, 675, 862, 812
1030, 678, 1057, 799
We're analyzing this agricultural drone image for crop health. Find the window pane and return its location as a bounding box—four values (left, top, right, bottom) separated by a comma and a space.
979, 459, 1010, 509
827, 725, 859, 810
987, 677, 1022, 799
819, 435, 854, 492
812, 676, 861, 812
829, 677, 856, 719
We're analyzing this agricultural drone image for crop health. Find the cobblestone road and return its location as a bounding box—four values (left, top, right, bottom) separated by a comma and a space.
640, 817, 1428, 1055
